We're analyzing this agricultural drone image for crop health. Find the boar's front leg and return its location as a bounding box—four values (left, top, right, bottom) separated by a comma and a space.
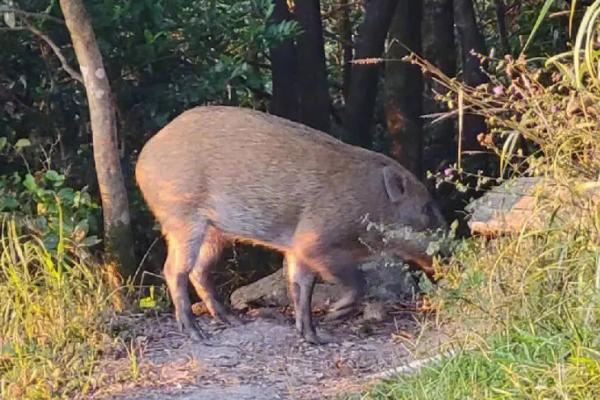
164, 222, 207, 341
285, 254, 327, 344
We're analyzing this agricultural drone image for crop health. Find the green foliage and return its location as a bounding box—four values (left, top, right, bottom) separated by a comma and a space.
0, 138, 101, 251
1, 1, 303, 266
520, 0, 557, 55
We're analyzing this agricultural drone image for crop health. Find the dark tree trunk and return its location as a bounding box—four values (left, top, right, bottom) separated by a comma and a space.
59, 0, 136, 277
294, 0, 330, 132
343, 0, 399, 148
269, 0, 300, 121
494, 0, 511, 55
384, 0, 423, 177
422, 0, 456, 172
454, 0, 487, 151
338, 0, 353, 102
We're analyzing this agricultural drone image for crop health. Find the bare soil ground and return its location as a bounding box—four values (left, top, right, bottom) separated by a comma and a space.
90, 306, 446, 400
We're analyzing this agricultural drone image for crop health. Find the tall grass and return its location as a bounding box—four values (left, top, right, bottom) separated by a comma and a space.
0, 216, 116, 399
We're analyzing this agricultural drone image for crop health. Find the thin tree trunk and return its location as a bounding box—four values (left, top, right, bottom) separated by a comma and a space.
294, 0, 330, 132
338, 0, 353, 102
343, 0, 399, 148
454, 0, 487, 151
59, 0, 136, 277
384, 0, 423, 177
494, 0, 511, 55
422, 0, 456, 172
270, 0, 299, 121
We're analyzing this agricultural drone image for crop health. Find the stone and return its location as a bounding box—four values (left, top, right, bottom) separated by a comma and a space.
466, 177, 600, 237
230, 261, 418, 311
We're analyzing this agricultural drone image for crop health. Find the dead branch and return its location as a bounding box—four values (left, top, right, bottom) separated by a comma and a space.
21, 19, 83, 83
0, 6, 65, 24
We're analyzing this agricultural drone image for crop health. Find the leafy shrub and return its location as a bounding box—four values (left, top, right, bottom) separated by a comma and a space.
0, 137, 101, 251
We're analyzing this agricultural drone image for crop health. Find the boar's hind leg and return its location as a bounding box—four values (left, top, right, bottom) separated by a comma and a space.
285, 254, 327, 344
164, 221, 207, 341
189, 227, 237, 325
323, 265, 366, 321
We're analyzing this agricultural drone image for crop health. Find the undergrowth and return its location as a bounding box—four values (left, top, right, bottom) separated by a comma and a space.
361, 1, 600, 399
0, 217, 117, 399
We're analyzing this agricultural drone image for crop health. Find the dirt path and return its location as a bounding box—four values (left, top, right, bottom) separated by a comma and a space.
93, 308, 446, 400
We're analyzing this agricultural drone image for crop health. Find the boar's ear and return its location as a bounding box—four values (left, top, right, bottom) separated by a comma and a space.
382, 166, 405, 202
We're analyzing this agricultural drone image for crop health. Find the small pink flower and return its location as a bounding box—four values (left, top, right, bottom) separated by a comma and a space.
444, 168, 454, 177
492, 85, 504, 96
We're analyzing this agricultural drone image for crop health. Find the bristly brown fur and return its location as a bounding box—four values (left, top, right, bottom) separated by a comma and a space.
135, 105, 446, 344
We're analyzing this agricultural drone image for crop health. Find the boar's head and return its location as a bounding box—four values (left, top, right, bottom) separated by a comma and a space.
373, 165, 448, 277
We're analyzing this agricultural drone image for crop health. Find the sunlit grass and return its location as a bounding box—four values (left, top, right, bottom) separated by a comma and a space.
363, 220, 600, 399
0, 217, 117, 399
368, 326, 600, 399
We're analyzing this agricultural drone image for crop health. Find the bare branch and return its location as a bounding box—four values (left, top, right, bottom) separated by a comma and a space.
0, 26, 24, 31
0, 6, 65, 24
22, 19, 83, 83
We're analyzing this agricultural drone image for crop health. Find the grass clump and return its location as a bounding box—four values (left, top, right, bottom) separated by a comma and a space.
368, 223, 600, 399
0, 217, 116, 399
369, 328, 600, 399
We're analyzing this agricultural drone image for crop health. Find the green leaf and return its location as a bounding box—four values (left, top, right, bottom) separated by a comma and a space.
22, 174, 38, 192
0, 137, 7, 151
81, 236, 102, 247
0, 195, 19, 211
45, 170, 63, 182
14, 138, 31, 149
426, 241, 441, 256
73, 220, 89, 242
139, 296, 158, 309
58, 188, 75, 204
42, 233, 59, 250
45, 170, 65, 188
520, 0, 556, 55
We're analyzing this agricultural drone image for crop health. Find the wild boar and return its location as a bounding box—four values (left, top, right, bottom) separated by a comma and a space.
135, 106, 446, 344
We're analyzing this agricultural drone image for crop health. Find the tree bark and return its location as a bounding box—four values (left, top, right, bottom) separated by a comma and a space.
384, 0, 423, 177
343, 0, 399, 148
294, 0, 330, 132
270, 0, 300, 121
494, 0, 511, 55
422, 0, 456, 171
338, 0, 353, 102
59, 0, 136, 277
454, 0, 487, 151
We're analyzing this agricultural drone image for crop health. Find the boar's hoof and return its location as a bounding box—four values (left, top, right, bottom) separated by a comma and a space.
176, 310, 206, 341
211, 310, 242, 326
300, 326, 331, 345
211, 304, 242, 326
303, 331, 330, 345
